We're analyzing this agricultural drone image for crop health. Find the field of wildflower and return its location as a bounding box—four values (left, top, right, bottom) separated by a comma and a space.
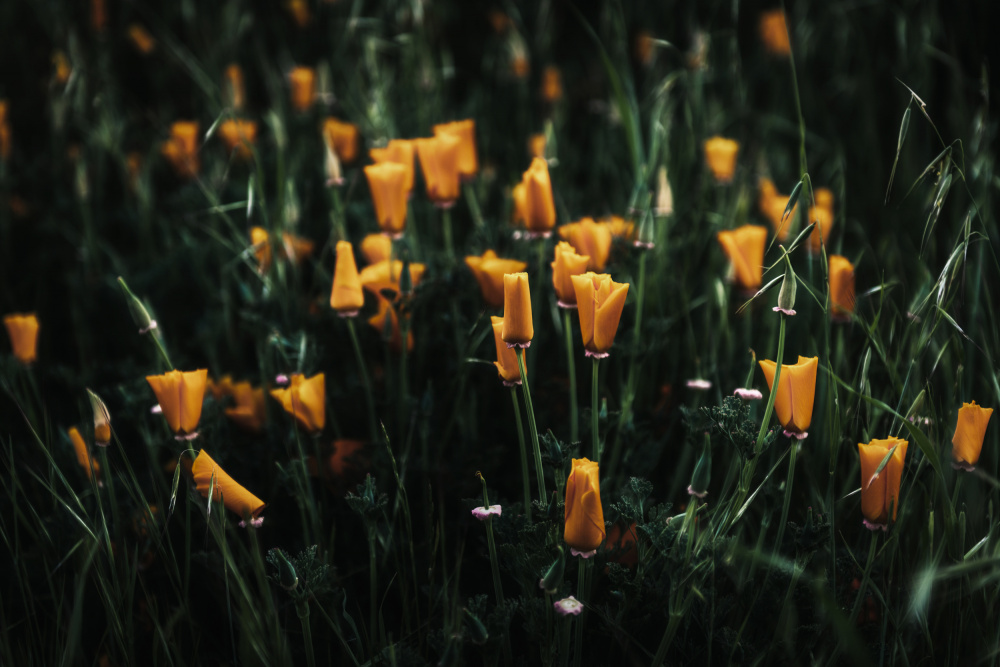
1, 0, 997, 664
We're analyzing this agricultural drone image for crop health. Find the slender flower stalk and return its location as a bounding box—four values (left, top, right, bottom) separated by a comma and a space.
475, 473, 513, 666
572, 559, 590, 667
346, 318, 378, 443
591, 358, 600, 462
516, 349, 546, 510
563, 309, 579, 443
510, 386, 532, 521
442, 206, 455, 262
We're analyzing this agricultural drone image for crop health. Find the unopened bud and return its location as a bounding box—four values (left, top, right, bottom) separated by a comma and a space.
463, 608, 489, 646
655, 166, 673, 217
774, 253, 797, 315
688, 434, 712, 498
117, 277, 155, 333
273, 549, 300, 591
87, 388, 111, 447
539, 546, 565, 594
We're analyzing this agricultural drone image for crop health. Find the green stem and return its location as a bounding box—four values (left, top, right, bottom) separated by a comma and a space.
511, 386, 533, 522
484, 515, 512, 666
464, 182, 485, 231
516, 349, 546, 510
562, 309, 579, 443
651, 612, 684, 666
149, 330, 174, 371
398, 310, 410, 441
346, 318, 378, 443
297, 600, 317, 667
367, 524, 378, 655
609, 250, 647, 477
442, 206, 455, 262
591, 358, 600, 463
772, 433, 799, 560
572, 559, 588, 667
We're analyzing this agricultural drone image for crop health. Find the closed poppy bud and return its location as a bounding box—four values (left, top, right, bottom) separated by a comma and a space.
951, 401, 993, 471
758, 356, 819, 438
191, 449, 266, 521
359, 260, 426, 298
465, 251, 528, 308
551, 242, 590, 307
128, 24, 156, 55
4, 313, 39, 365
370, 139, 416, 195
331, 241, 365, 315
368, 294, 413, 352
515, 158, 557, 235
703, 136, 739, 184
87, 388, 112, 446
69, 427, 100, 481
161, 121, 200, 179
759, 9, 792, 56
218, 119, 257, 161
717, 225, 767, 292
360, 233, 393, 265
858, 437, 908, 530
541, 65, 563, 104
146, 369, 210, 438
270, 373, 326, 433
828, 255, 855, 320
571, 273, 630, 358
559, 218, 612, 271
250, 227, 272, 273
365, 162, 409, 237
808, 188, 834, 253
224, 382, 267, 433
224, 64, 245, 110
289, 67, 316, 112
528, 133, 546, 160
433, 119, 478, 180
0, 100, 10, 161
564, 458, 605, 555
491, 316, 522, 385
501, 272, 533, 348
415, 135, 461, 205
323, 117, 360, 164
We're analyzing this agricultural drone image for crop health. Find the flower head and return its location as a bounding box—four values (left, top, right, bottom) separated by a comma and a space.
4, 313, 39, 365
541, 65, 563, 104
364, 162, 409, 236
501, 273, 533, 348
554, 596, 584, 616
717, 225, 767, 292
224, 64, 245, 110
759, 9, 792, 56
858, 437, 908, 530
571, 273, 629, 358
433, 120, 478, 180
559, 218, 612, 271
145, 369, 209, 438
703, 137, 739, 183
564, 458, 605, 554
270, 373, 326, 433
951, 401, 993, 471
69, 427, 100, 481
361, 233, 393, 265
323, 117, 360, 164
758, 178, 797, 242
191, 449, 266, 521
415, 134, 461, 205
513, 158, 556, 235
758, 356, 819, 438
331, 241, 365, 316
218, 119, 257, 161
223, 381, 267, 434
471, 505, 502, 521
491, 316, 522, 385
808, 188, 834, 253
828, 255, 855, 321
289, 66, 316, 112
465, 251, 528, 308
161, 121, 200, 179
551, 242, 590, 307
370, 139, 416, 196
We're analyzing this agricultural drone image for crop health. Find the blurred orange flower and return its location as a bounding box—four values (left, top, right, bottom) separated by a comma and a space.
528, 133, 546, 160
289, 67, 316, 112
433, 120, 478, 180
415, 135, 461, 205
146, 369, 209, 438
559, 218, 612, 271
365, 162, 409, 236
491, 316, 522, 385
52, 51, 72, 85
192, 450, 266, 522
501, 272, 533, 348
331, 241, 365, 315
758, 356, 818, 438
270, 373, 326, 432
808, 188, 835, 253
465, 250, 528, 308
161, 121, 200, 179
128, 24, 156, 55
564, 458, 605, 554
571, 272, 630, 358
281, 233, 315, 265
828, 255, 855, 320
634, 32, 654, 66
0, 100, 9, 160
951, 401, 993, 471
541, 66, 563, 104
361, 233, 393, 265
513, 158, 556, 235
224, 64, 245, 110
759, 9, 792, 56
758, 178, 797, 242
224, 382, 267, 434
370, 139, 416, 196
250, 227, 272, 273
368, 294, 413, 352
703, 136, 739, 184
551, 241, 590, 307
858, 437, 908, 530
69, 427, 100, 481
323, 117, 360, 164
287, 0, 310, 27
4, 313, 39, 365
359, 260, 426, 299
218, 119, 257, 161
717, 225, 767, 292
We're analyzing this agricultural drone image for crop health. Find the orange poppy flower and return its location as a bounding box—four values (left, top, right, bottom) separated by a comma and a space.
146, 369, 209, 438
465, 250, 528, 308
287, 0, 310, 27
370, 139, 416, 195
513, 158, 556, 235
128, 24, 156, 55
208, 375, 235, 401
528, 133, 546, 160
828, 255, 855, 320
52, 51, 72, 85
541, 65, 563, 104
0, 100, 9, 160
270, 373, 326, 432
858, 437, 908, 530
951, 401, 994, 471
758, 356, 819, 438
759, 9, 792, 56
323, 117, 360, 164
4, 312, 39, 364
331, 241, 365, 315
161, 121, 200, 179
224, 64, 245, 110
69, 427, 100, 481
415, 135, 461, 205
564, 458, 605, 555
365, 162, 409, 236
433, 120, 478, 180
250, 227, 271, 273
602, 215, 635, 242
289, 66, 316, 112
368, 294, 413, 352
703, 136, 739, 184
571, 273, 630, 358
501, 272, 533, 348
551, 241, 590, 307
361, 233, 393, 265
757, 178, 797, 242
808, 188, 834, 253
191, 449, 266, 522
558, 218, 612, 271
359, 260, 426, 299
491, 316, 522, 385
218, 119, 257, 161
224, 382, 267, 434
717, 225, 767, 292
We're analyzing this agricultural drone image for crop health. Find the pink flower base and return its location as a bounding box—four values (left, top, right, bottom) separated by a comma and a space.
951, 461, 976, 472
175, 431, 201, 442
502, 379, 522, 387
471, 505, 502, 521
240, 516, 265, 528
570, 548, 596, 559
772, 307, 797, 316
862, 519, 888, 532
553, 596, 584, 616
337, 310, 360, 318
505, 341, 531, 349
556, 301, 578, 309
783, 430, 809, 440
734, 388, 763, 400
584, 350, 609, 359
687, 485, 708, 499
686, 379, 712, 390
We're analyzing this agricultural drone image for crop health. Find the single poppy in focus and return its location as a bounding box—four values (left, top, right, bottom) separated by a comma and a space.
415, 135, 462, 205
224, 381, 267, 434
513, 158, 556, 236
323, 117, 360, 164
759, 9, 792, 56
161, 121, 200, 179
365, 162, 409, 236
758, 356, 819, 439
490, 316, 522, 385
433, 120, 478, 180
551, 241, 590, 308
717, 225, 768, 292
68, 427, 100, 481
558, 218, 612, 271
218, 119, 257, 161
703, 137, 739, 184
828, 255, 855, 321
501, 272, 533, 348
370, 139, 416, 196
331, 241, 365, 316
858, 437, 908, 531
4, 312, 39, 365
270, 373, 326, 433
951, 401, 993, 471
289, 66, 316, 112
465, 250, 528, 308
361, 233, 393, 265
191, 449, 266, 524
146, 369, 210, 439
571, 272, 630, 358
564, 457, 605, 556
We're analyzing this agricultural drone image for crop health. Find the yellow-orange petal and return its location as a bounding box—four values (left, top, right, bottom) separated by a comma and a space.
4, 312, 39, 364
491, 316, 522, 383
69, 427, 99, 480
551, 242, 590, 305
466, 251, 527, 308
559, 218, 612, 271
571, 273, 629, 356
289, 66, 316, 112
521, 158, 556, 233
759, 9, 792, 56
331, 241, 365, 313
415, 135, 462, 204
758, 356, 818, 434
564, 458, 605, 552
145, 369, 208, 435
365, 162, 409, 235
828, 255, 855, 320
952, 401, 994, 468
361, 233, 393, 265
370, 139, 416, 194
717, 225, 767, 291
270, 373, 326, 432
433, 119, 478, 179
703, 136, 739, 183
501, 273, 533, 346
858, 437, 907, 525
191, 449, 266, 519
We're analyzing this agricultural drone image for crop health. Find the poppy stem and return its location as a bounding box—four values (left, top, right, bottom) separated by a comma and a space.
516, 349, 546, 512
772, 434, 799, 561
510, 386, 533, 522
442, 206, 455, 262
592, 358, 601, 463
754, 314, 787, 456
296, 600, 317, 667
346, 318, 378, 444
563, 309, 579, 444
367, 523, 379, 655
464, 182, 485, 231
572, 558, 590, 667
478, 474, 512, 667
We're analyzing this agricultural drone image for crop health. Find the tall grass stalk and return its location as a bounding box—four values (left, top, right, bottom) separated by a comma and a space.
516, 348, 546, 510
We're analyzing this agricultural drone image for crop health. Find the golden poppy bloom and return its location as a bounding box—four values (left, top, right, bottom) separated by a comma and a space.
808, 188, 834, 253
365, 162, 409, 236
69, 427, 100, 481
370, 139, 416, 195
191, 450, 266, 522
146, 369, 209, 438
4, 313, 39, 365
415, 135, 462, 205
828, 255, 855, 321
328, 439, 367, 479
53, 51, 72, 85
758, 356, 819, 438
224, 64, 245, 110
717, 225, 768, 292
289, 66, 316, 112
161, 121, 200, 179
0, 100, 9, 160
635, 31, 654, 66
270, 373, 326, 432
281, 233, 315, 265
513, 158, 556, 235
287, 0, 310, 27
465, 250, 528, 308
224, 382, 267, 434
218, 119, 257, 161
528, 133, 546, 160
571, 273, 630, 358
501, 272, 533, 348
759, 9, 792, 56
541, 66, 563, 104
433, 120, 478, 180
359, 260, 426, 298
128, 24, 156, 55
551, 241, 590, 307
858, 437, 908, 530
250, 227, 272, 273
564, 458, 605, 554
368, 294, 413, 352
559, 218, 612, 271
757, 178, 797, 242
703, 136, 739, 184
323, 117, 360, 164
602, 215, 635, 242
209, 374, 235, 401
951, 401, 994, 471
331, 241, 365, 315
491, 316, 522, 385
360, 233, 393, 265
